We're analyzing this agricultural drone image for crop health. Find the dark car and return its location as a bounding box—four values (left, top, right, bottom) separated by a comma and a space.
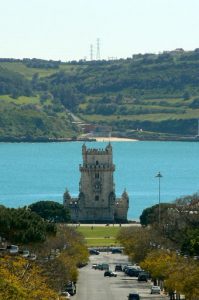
111, 248, 122, 254
128, 293, 140, 300
7, 245, 19, 254
115, 264, 122, 271
138, 273, 148, 282
64, 281, 76, 295
89, 249, 100, 255
104, 270, 117, 277
95, 263, 103, 270
127, 268, 141, 277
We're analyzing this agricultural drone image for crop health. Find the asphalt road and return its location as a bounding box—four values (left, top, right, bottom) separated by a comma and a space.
73, 252, 169, 300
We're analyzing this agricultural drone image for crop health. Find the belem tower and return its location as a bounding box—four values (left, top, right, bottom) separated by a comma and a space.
63, 143, 129, 223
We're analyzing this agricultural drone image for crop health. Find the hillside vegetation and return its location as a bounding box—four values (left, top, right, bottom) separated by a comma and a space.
1, 50, 199, 140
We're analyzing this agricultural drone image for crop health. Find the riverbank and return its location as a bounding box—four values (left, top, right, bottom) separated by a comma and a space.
94, 137, 137, 142
0, 136, 96, 143
0, 135, 198, 143
0, 136, 137, 143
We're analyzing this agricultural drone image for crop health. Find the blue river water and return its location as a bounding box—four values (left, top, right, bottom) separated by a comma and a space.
0, 141, 199, 220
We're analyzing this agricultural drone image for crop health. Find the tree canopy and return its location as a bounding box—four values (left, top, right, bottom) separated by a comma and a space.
0, 205, 56, 244
29, 200, 70, 223
139, 193, 199, 256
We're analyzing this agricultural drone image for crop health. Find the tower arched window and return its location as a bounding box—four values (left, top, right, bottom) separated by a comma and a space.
95, 195, 99, 201
96, 160, 99, 165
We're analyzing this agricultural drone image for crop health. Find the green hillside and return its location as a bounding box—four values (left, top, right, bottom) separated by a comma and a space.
1, 51, 199, 141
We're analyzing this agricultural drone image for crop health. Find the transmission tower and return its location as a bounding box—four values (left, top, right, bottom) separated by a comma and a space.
96, 38, 100, 60
90, 44, 93, 61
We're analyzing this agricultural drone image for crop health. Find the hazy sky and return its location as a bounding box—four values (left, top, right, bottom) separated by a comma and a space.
1, 0, 199, 61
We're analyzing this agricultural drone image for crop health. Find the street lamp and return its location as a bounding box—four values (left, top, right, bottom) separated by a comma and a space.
155, 171, 163, 226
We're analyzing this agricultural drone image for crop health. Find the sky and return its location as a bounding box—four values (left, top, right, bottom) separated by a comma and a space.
1, 0, 199, 61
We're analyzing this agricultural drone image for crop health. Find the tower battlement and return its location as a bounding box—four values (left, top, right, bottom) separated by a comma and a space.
82, 143, 112, 155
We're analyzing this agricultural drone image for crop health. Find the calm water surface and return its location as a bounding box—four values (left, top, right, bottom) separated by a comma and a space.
0, 141, 199, 220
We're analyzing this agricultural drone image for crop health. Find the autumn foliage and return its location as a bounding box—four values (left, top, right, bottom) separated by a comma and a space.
141, 250, 199, 300
0, 225, 89, 299
0, 256, 58, 300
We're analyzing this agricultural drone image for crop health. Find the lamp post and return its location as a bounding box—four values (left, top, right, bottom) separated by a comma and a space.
155, 171, 163, 226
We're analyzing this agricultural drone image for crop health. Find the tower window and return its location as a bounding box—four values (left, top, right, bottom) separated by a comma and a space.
95, 173, 99, 178
96, 160, 99, 165
95, 195, 99, 201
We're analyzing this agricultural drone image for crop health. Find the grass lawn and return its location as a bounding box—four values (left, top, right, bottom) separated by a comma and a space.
76, 226, 121, 247
0, 94, 40, 105
0, 61, 83, 79
0, 62, 57, 79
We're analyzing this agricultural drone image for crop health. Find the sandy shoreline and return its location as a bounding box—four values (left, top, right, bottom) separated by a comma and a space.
94, 137, 138, 142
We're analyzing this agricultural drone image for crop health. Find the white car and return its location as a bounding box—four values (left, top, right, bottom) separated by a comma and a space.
28, 253, 37, 261
19, 249, 30, 258
151, 285, 161, 294
59, 291, 71, 299
7, 245, 19, 254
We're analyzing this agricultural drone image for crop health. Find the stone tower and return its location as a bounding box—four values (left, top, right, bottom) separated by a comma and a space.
63, 143, 129, 223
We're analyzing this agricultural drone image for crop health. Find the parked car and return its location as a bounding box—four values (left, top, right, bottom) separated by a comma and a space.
128, 293, 140, 300
111, 248, 122, 254
101, 263, 109, 270
19, 249, 30, 258
64, 281, 76, 295
77, 261, 87, 268
104, 270, 117, 277
59, 291, 71, 299
95, 263, 103, 270
89, 249, 100, 255
28, 253, 37, 261
115, 264, 123, 271
151, 285, 161, 294
92, 264, 98, 269
123, 264, 133, 272
96, 263, 109, 270
138, 273, 148, 282
7, 245, 19, 254
127, 268, 142, 277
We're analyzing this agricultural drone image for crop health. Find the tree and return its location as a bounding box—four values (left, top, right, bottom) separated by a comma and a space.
0, 205, 56, 244
117, 227, 157, 262
34, 226, 89, 292
0, 256, 58, 300
139, 194, 199, 256
29, 201, 70, 223
140, 203, 175, 226
141, 250, 199, 300
181, 228, 199, 255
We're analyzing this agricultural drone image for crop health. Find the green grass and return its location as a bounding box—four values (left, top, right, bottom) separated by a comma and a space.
0, 62, 83, 79
0, 62, 58, 79
80, 107, 199, 123
76, 226, 121, 247
0, 95, 40, 105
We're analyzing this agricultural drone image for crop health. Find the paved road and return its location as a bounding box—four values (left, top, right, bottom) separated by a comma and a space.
73, 252, 169, 300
